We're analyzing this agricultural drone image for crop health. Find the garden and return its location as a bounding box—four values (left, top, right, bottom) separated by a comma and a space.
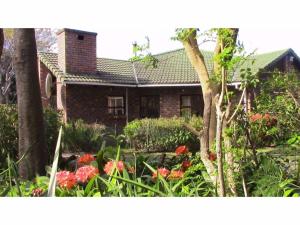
1, 70, 300, 197
1, 28, 300, 197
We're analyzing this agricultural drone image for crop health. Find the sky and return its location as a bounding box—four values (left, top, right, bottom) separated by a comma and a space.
92, 28, 300, 60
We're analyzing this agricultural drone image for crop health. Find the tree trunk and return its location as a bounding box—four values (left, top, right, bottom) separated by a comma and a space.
0, 29, 3, 59
182, 30, 217, 184
215, 106, 226, 196
13, 29, 47, 180
224, 137, 238, 196
0, 28, 4, 104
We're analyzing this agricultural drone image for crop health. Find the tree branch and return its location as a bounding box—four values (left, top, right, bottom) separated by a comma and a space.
287, 90, 300, 108
227, 87, 246, 124
183, 123, 202, 137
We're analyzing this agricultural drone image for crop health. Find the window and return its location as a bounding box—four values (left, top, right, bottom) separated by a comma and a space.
108, 96, 125, 116
180, 95, 203, 117
140, 96, 160, 118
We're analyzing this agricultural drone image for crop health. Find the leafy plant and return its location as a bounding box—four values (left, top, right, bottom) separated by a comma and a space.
62, 119, 108, 153
124, 117, 201, 152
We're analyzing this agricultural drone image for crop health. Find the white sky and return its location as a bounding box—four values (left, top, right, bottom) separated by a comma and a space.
94, 28, 300, 60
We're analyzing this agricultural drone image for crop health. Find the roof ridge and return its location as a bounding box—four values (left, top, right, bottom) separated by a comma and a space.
153, 47, 214, 57
255, 48, 291, 57
97, 57, 129, 62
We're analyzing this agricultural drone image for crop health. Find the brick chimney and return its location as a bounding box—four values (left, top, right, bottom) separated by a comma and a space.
57, 29, 97, 74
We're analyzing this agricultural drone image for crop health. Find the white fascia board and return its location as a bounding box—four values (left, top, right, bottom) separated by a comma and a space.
64, 81, 242, 88
63, 81, 137, 87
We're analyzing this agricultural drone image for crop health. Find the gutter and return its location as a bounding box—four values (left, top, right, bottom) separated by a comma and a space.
63, 81, 137, 87
63, 81, 242, 88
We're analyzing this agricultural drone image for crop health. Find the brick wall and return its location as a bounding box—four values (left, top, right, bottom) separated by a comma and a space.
66, 85, 204, 130
66, 85, 127, 132
57, 29, 97, 74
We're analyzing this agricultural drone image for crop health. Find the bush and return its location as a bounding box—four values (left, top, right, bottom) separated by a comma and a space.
44, 108, 62, 162
0, 105, 62, 169
0, 105, 18, 169
124, 117, 201, 152
62, 120, 108, 153
254, 72, 300, 143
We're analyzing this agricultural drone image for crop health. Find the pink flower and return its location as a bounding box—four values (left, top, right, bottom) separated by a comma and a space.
77, 154, 95, 165
168, 170, 184, 180
104, 160, 124, 175
56, 171, 77, 189
175, 145, 189, 155
75, 165, 99, 183
152, 168, 170, 179
31, 188, 44, 197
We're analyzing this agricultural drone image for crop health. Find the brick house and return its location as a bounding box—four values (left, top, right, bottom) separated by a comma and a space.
38, 29, 300, 131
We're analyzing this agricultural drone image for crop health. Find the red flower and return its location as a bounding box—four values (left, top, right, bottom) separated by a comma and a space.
152, 168, 170, 179
181, 160, 192, 171
104, 160, 125, 175
77, 154, 95, 165
56, 171, 77, 189
250, 113, 263, 122
168, 170, 184, 180
175, 145, 189, 155
208, 152, 217, 161
32, 188, 44, 197
263, 114, 277, 126
75, 165, 99, 183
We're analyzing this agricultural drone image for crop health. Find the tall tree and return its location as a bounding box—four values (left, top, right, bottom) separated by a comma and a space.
13, 29, 47, 179
175, 28, 239, 195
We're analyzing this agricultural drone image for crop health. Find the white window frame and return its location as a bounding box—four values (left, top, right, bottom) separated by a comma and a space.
108, 96, 125, 116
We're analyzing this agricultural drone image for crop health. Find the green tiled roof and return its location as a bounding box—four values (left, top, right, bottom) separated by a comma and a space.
38, 48, 298, 86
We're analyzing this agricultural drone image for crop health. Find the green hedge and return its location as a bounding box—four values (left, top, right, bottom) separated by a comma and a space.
124, 117, 202, 152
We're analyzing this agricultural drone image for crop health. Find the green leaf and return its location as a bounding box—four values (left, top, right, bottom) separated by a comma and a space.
84, 175, 97, 196
283, 189, 294, 197
47, 126, 63, 197
111, 175, 166, 196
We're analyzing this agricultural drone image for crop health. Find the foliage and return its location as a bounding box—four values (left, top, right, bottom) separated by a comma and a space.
44, 108, 62, 163
254, 72, 300, 143
62, 119, 108, 153
124, 117, 201, 152
129, 37, 159, 68
54, 145, 214, 197
0, 105, 18, 169
0, 105, 62, 169
247, 154, 300, 197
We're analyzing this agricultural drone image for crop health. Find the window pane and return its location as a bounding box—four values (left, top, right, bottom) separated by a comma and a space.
116, 98, 123, 107
191, 95, 203, 116
181, 96, 191, 107
140, 96, 160, 118
108, 96, 125, 115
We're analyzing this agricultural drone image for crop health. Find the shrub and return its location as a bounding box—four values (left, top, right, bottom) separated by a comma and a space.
44, 108, 62, 162
0, 105, 62, 169
0, 105, 18, 169
254, 72, 300, 143
124, 117, 201, 152
62, 120, 108, 153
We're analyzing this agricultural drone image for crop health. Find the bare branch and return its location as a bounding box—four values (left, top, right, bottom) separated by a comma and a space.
227, 87, 246, 124
287, 90, 300, 108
